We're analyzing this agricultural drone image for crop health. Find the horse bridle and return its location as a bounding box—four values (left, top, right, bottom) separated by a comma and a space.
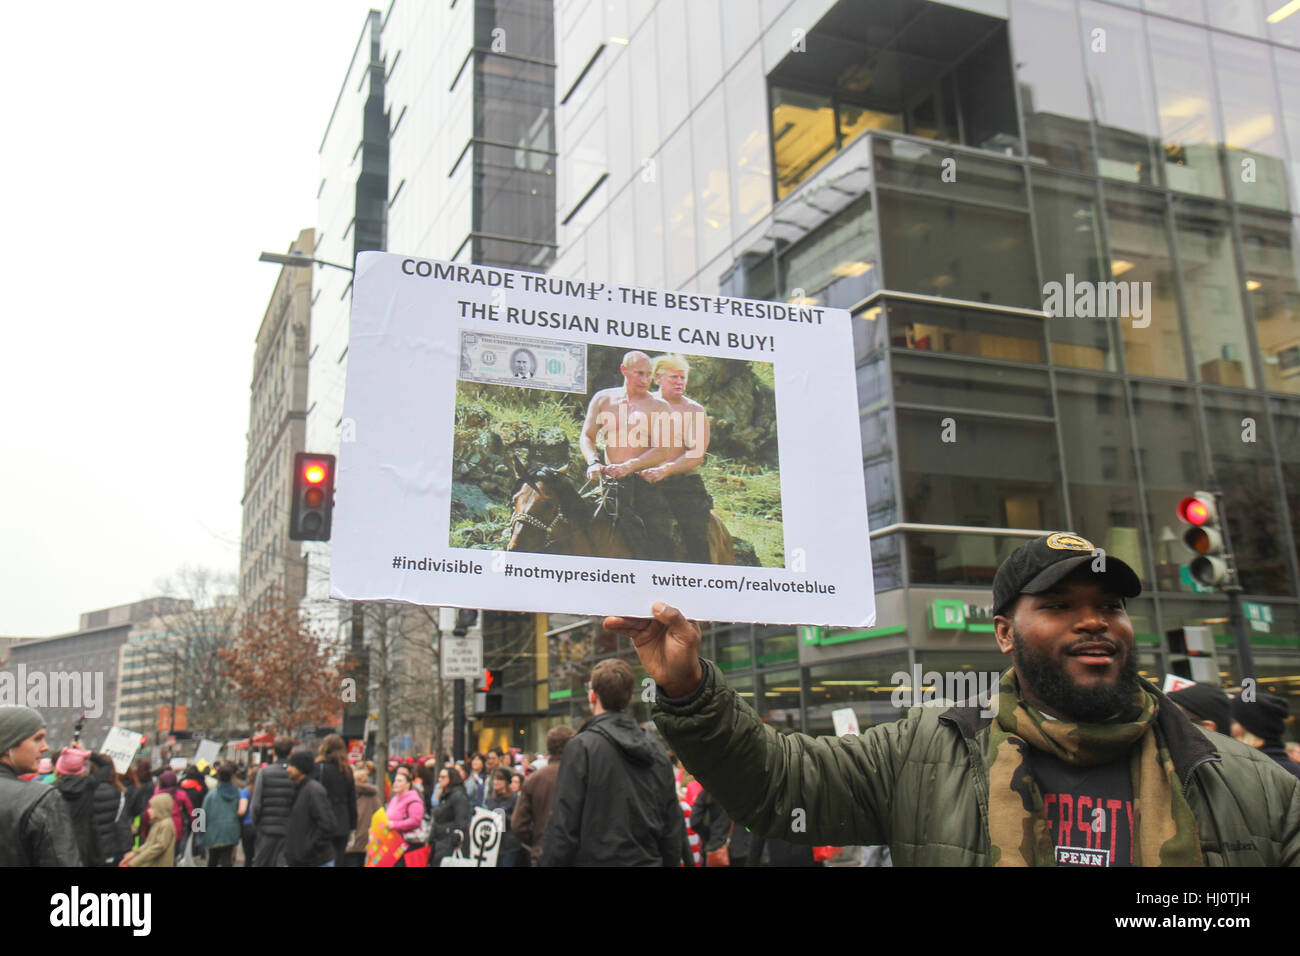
508, 477, 615, 549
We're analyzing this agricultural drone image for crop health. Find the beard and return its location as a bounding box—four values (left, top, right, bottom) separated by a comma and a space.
1012, 626, 1141, 723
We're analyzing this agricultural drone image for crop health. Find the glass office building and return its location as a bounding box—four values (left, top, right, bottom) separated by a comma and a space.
541, 0, 1300, 734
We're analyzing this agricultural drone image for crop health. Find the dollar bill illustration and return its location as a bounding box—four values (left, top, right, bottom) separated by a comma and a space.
458, 331, 587, 393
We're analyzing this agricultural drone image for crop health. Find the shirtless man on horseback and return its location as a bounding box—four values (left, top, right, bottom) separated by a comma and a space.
580, 350, 678, 561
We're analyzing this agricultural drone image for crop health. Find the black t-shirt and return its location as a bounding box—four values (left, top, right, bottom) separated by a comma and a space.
1026, 747, 1134, 867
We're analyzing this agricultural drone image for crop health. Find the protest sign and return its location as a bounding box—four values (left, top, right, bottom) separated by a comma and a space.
831, 707, 861, 737
331, 252, 874, 626
194, 738, 220, 768
100, 726, 144, 775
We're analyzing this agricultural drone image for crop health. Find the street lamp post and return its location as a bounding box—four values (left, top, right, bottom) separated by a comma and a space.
258, 251, 354, 274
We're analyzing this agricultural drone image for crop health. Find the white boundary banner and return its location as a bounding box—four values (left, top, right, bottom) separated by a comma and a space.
331, 252, 874, 627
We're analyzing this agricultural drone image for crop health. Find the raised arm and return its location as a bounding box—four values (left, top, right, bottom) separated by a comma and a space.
610, 603, 906, 847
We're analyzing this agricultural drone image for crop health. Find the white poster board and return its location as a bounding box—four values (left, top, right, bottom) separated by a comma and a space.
441, 636, 483, 680
194, 738, 220, 768
831, 707, 861, 737
331, 253, 874, 626
99, 726, 144, 775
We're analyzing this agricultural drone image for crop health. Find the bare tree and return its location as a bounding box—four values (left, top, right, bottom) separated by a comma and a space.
148, 565, 243, 737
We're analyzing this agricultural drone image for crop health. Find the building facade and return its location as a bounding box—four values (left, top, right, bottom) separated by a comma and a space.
4, 598, 191, 749
240, 227, 314, 616
534, 0, 1300, 737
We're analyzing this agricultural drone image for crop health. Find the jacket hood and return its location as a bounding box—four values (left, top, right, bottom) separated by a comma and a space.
148, 792, 174, 817
54, 774, 94, 795
586, 711, 657, 767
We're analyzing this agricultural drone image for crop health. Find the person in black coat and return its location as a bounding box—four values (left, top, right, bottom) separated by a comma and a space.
429, 765, 470, 866
53, 746, 101, 867
540, 660, 684, 867
690, 787, 753, 867
88, 754, 132, 866
251, 737, 296, 866
284, 751, 338, 867
313, 735, 358, 866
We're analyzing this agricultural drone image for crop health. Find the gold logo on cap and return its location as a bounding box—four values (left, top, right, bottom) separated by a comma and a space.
1045, 532, 1093, 551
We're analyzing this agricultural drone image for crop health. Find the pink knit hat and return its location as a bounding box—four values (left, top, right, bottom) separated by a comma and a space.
55, 746, 89, 775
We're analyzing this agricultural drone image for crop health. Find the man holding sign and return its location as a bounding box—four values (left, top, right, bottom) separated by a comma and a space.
616, 533, 1300, 866
580, 350, 677, 561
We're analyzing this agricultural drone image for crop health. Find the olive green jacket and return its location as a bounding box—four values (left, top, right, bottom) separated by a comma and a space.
654, 660, 1300, 866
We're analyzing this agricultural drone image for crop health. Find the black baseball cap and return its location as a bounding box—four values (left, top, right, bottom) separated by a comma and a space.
993, 532, 1141, 617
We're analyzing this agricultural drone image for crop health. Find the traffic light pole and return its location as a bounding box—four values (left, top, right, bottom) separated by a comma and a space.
1225, 587, 1255, 688
453, 678, 465, 761
1208, 484, 1256, 687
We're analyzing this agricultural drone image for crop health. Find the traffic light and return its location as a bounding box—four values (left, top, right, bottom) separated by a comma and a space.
1176, 491, 1230, 588
290, 452, 335, 541
476, 668, 503, 713
453, 609, 479, 636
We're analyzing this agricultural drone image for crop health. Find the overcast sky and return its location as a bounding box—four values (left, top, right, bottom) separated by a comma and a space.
2, 2, 382, 635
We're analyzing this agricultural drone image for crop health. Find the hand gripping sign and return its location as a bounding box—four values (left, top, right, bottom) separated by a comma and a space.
331, 253, 874, 627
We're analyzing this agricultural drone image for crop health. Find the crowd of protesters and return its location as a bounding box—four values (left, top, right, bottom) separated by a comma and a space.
6, 672, 1299, 867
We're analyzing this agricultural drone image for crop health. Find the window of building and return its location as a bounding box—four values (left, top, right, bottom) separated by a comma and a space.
906, 530, 1044, 587
692, 86, 732, 269
898, 408, 1064, 531
1213, 33, 1289, 212
1010, 0, 1093, 173
1033, 171, 1119, 370
757, 668, 802, 726
885, 299, 1045, 363
805, 654, 909, 734
766, 1, 1015, 198
1129, 380, 1206, 593
871, 532, 903, 591
1241, 213, 1300, 395
893, 353, 1053, 416
771, 86, 838, 199
1148, 17, 1224, 199
1103, 184, 1187, 379
1054, 373, 1149, 584
778, 194, 876, 309
726, 47, 773, 236
877, 190, 1038, 308
1202, 390, 1292, 594
1173, 198, 1254, 388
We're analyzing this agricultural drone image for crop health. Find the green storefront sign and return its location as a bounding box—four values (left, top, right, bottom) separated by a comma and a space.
930, 600, 966, 629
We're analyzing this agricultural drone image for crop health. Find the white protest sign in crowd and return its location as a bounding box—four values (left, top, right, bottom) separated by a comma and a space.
99, 726, 144, 775
331, 252, 873, 626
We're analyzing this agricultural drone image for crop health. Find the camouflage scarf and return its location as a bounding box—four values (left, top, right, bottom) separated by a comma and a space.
986, 668, 1202, 867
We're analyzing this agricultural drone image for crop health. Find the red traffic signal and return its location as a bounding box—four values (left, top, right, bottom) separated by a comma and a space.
290, 452, 336, 541
1175, 491, 1229, 588
1176, 495, 1213, 526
